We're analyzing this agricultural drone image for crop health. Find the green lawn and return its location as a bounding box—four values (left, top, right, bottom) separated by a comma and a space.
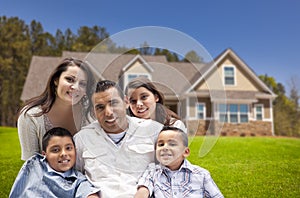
1, 127, 300, 197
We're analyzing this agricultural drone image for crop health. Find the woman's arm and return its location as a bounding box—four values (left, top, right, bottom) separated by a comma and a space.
17, 110, 42, 160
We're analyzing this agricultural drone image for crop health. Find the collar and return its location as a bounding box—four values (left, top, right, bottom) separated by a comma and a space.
40, 155, 77, 178
160, 159, 193, 173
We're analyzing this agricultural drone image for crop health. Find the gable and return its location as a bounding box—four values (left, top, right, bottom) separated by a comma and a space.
189, 48, 276, 99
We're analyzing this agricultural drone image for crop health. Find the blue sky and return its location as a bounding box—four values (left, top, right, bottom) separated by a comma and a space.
1, 0, 299, 92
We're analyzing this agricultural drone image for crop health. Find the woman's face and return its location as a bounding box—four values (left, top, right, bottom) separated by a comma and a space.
127, 87, 159, 119
55, 66, 87, 105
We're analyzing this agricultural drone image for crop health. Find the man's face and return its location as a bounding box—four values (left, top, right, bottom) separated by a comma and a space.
93, 87, 128, 134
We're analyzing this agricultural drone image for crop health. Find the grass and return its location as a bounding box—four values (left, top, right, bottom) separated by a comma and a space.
0, 127, 23, 198
1, 127, 300, 197
188, 136, 300, 197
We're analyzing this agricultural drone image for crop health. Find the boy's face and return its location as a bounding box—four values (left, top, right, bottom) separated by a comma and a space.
156, 130, 190, 170
43, 136, 76, 172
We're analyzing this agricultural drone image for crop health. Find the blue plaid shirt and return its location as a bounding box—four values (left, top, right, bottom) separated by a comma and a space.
9, 154, 100, 198
137, 159, 224, 198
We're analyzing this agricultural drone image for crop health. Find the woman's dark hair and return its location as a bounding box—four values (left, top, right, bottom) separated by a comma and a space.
18, 57, 95, 122
125, 77, 180, 125
42, 127, 75, 151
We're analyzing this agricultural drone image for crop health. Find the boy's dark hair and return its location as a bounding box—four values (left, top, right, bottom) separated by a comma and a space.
95, 80, 124, 99
42, 127, 75, 151
156, 126, 188, 147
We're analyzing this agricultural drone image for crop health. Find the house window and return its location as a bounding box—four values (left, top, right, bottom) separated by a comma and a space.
240, 104, 249, 123
255, 104, 263, 120
196, 103, 205, 119
229, 104, 238, 123
218, 103, 249, 123
224, 66, 235, 85
127, 73, 150, 82
219, 104, 228, 122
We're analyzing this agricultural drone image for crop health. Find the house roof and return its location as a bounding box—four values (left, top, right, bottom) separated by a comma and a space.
21, 56, 61, 101
21, 49, 276, 102
185, 48, 277, 98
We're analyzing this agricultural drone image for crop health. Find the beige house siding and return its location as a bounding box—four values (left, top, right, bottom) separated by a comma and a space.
219, 57, 261, 91
126, 60, 148, 73
188, 97, 198, 119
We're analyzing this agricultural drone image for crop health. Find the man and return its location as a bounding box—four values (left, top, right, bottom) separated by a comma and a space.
74, 80, 163, 198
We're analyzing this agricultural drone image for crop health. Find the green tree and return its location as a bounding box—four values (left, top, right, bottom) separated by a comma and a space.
259, 74, 299, 136
0, 16, 31, 126
29, 20, 56, 56
72, 26, 109, 51
288, 76, 300, 136
154, 48, 179, 62
183, 50, 203, 63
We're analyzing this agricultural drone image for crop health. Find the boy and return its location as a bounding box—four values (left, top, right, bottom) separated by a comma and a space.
135, 126, 224, 198
10, 127, 100, 198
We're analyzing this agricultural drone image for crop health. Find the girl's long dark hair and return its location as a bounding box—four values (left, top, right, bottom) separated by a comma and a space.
125, 77, 180, 125
18, 57, 95, 122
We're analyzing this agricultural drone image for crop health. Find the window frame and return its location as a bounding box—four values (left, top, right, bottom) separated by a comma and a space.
223, 65, 236, 86
254, 104, 264, 121
196, 103, 206, 120
217, 103, 249, 123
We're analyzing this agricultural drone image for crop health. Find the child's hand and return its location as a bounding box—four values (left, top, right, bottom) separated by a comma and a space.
134, 186, 150, 198
87, 192, 100, 198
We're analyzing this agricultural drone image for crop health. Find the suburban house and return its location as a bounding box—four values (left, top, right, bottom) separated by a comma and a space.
21, 48, 277, 136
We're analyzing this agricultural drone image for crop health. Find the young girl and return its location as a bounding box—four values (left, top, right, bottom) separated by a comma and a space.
17, 57, 95, 160
125, 77, 186, 132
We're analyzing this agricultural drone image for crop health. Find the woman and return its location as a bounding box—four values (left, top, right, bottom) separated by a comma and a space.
17, 57, 95, 160
125, 77, 186, 132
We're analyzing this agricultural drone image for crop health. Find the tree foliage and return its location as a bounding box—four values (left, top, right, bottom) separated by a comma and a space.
259, 74, 300, 136
0, 16, 109, 126
183, 50, 203, 63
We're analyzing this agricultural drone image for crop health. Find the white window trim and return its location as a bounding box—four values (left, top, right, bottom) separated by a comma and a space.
223, 65, 236, 86
196, 102, 206, 120
217, 103, 249, 123
254, 104, 264, 121
124, 73, 151, 89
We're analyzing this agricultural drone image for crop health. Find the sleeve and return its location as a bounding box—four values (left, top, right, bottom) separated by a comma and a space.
136, 163, 156, 196
75, 172, 101, 198
9, 155, 42, 197
9, 161, 28, 197
17, 110, 42, 160
73, 134, 85, 173
203, 171, 224, 198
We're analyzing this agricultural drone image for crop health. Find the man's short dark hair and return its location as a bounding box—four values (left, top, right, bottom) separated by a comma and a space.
95, 80, 124, 99
42, 127, 74, 151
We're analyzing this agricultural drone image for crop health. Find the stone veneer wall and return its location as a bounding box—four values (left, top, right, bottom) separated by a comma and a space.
187, 120, 273, 136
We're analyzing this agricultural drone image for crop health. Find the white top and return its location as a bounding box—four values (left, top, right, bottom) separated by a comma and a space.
17, 106, 46, 160
74, 116, 163, 198
172, 119, 187, 133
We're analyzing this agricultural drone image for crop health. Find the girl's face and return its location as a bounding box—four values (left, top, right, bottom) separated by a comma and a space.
55, 66, 87, 105
127, 87, 159, 120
